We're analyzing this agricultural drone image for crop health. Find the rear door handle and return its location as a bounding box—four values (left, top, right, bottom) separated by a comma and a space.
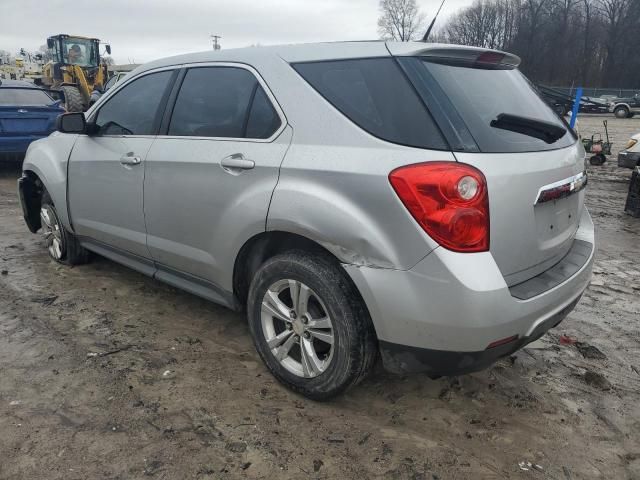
221, 154, 255, 173
120, 153, 141, 166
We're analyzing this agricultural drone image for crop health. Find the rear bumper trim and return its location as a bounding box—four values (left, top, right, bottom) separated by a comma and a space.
379, 294, 581, 375
509, 239, 593, 300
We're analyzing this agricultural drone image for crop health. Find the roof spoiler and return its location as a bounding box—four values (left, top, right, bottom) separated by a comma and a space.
387, 44, 521, 69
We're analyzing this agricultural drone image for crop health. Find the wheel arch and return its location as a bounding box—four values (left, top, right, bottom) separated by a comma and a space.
18, 170, 44, 233
21, 134, 78, 232
232, 231, 379, 341
614, 103, 631, 114
234, 231, 336, 306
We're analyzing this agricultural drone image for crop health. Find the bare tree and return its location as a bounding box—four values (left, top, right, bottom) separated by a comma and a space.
38, 44, 52, 62
378, 0, 425, 41
437, 0, 640, 88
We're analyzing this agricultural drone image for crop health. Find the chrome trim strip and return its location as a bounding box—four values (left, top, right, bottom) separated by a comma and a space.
534, 171, 587, 205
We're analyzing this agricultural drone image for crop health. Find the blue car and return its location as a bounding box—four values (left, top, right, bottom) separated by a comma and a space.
0, 80, 65, 161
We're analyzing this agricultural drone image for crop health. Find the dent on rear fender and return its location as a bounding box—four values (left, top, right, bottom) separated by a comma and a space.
22, 134, 78, 231
267, 189, 417, 270
322, 242, 397, 269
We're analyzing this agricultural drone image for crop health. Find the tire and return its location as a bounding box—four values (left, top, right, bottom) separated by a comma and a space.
40, 191, 90, 265
60, 85, 85, 112
614, 106, 629, 119
247, 251, 377, 400
589, 154, 607, 166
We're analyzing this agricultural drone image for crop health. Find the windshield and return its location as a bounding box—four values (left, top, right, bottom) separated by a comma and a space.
62, 38, 98, 67
0, 88, 54, 106
404, 58, 576, 153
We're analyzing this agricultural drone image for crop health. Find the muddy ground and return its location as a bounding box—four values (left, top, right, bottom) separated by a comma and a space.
1, 114, 639, 480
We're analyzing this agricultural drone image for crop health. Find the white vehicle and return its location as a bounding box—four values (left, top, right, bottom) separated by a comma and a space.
618, 133, 640, 169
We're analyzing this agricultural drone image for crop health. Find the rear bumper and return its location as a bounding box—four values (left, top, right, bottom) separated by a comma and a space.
618, 151, 640, 169
379, 295, 580, 375
0, 135, 48, 156
344, 208, 595, 375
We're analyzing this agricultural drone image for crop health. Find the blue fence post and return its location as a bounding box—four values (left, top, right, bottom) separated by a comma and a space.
570, 87, 583, 130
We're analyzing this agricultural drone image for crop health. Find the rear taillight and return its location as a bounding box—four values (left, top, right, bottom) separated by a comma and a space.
389, 162, 489, 253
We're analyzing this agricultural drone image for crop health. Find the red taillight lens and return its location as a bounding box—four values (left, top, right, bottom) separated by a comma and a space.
389, 162, 489, 253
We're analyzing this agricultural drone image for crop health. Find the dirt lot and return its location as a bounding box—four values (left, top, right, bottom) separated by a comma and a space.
1, 114, 639, 480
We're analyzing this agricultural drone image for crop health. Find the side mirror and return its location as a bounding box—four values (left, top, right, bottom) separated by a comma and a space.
56, 113, 86, 134
47, 38, 54, 49
105, 44, 112, 55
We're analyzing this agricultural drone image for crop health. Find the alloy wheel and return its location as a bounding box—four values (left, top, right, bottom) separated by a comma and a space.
40, 205, 64, 260
260, 279, 335, 378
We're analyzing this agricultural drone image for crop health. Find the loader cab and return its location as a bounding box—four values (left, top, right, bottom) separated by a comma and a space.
47, 35, 100, 68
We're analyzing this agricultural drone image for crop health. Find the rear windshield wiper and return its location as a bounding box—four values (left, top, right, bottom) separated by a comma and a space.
490, 113, 567, 144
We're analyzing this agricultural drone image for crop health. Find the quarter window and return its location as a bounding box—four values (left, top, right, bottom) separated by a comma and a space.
168, 67, 281, 139
246, 86, 282, 139
94, 70, 174, 136
293, 58, 447, 150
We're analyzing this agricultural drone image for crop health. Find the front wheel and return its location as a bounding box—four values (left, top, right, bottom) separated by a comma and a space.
614, 106, 630, 119
40, 192, 90, 265
247, 251, 377, 400
60, 85, 85, 112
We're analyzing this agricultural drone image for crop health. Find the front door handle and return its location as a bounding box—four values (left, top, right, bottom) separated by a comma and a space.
120, 153, 141, 166
221, 154, 255, 173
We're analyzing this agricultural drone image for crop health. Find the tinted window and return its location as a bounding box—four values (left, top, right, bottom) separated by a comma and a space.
0, 88, 53, 106
169, 67, 261, 138
415, 59, 575, 153
103, 75, 118, 91
94, 71, 173, 135
293, 58, 447, 150
246, 86, 281, 139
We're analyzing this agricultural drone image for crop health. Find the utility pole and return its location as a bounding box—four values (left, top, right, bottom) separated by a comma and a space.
210, 34, 222, 51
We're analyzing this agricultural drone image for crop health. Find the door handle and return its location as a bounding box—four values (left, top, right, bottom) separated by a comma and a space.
221, 154, 255, 173
120, 153, 141, 166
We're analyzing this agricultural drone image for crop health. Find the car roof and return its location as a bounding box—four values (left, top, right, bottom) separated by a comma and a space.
132, 41, 519, 76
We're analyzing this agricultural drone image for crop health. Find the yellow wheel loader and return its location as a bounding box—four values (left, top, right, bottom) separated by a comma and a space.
41, 34, 111, 112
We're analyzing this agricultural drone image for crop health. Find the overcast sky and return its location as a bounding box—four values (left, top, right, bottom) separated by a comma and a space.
0, 0, 473, 64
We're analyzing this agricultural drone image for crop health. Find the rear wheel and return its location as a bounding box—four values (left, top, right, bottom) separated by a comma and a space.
40, 192, 90, 265
614, 106, 630, 119
60, 85, 85, 112
247, 251, 377, 400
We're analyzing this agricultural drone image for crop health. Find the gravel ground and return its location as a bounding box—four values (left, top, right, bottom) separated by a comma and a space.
0, 114, 639, 480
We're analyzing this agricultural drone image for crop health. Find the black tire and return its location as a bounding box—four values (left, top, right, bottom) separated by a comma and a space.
60, 85, 85, 112
247, 251, 377, 400
41, 191, 90, 265
614, 106, 629, 119
589, 154, 607, 166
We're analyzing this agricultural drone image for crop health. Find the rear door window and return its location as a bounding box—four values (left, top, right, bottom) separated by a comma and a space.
403, 58, 576, 153
168, 67, 280, 139
293, 58, 448, 150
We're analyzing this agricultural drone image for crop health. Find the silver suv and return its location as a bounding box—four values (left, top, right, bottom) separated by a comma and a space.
18, 42, 595, 399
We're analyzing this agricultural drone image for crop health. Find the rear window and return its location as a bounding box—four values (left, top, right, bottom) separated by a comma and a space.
293, 58, 448, 150
406, 58, 575, 153
0, 88, 53, 106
